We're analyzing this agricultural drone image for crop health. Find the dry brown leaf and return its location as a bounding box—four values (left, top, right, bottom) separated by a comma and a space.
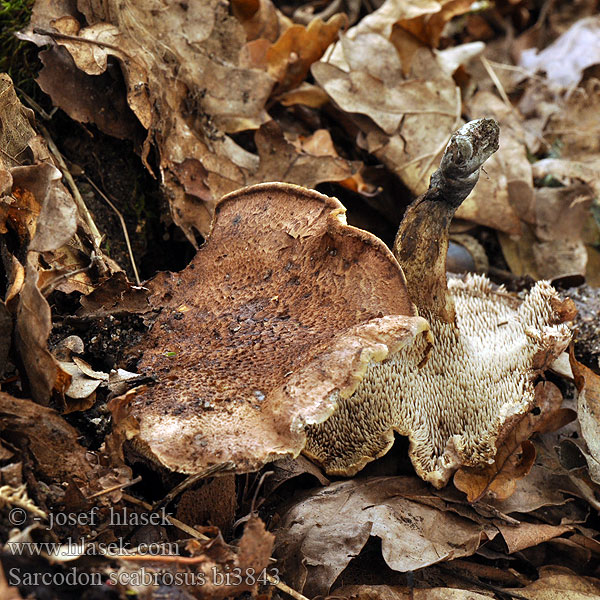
571, 353, 600, 483
36, 45, 145, 142
499, 184, 594, 282
277, 82, 330, 108
263, 456, 330, 499
0, 78, 80, 406
0, 74, 41, 168
332, 585, 492, 600
489, 461, 572, 515
250, 120, 357, 187
454, 381, 575, 502
232, 0, 283, 43
454, 440, 537, 504
496, 521, 574, 554
188, 517, 274, 598
499, 156, 600, 282
461, 91, 530, 234
16, 255, 71, 405
77, 272, 151, 318
109, 183, 428, 474
287, 128, 375, 194
0, 392, 95, 485
312, 0, 462, 196
266, 14, 348, 94
396, 0, 474, 49
22, 1, 358, 241
38, 244, 95, 296
273, 476, 498, 597
22, 0, 271, 239
505, 566, 600, 599
544, 82, 600, 160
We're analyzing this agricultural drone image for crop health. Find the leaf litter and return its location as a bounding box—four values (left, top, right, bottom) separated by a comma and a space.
1, 0, 600, 598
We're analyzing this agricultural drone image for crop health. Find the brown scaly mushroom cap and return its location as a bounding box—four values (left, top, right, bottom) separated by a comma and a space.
305, 119, 573, 486
110, 183, 429, 474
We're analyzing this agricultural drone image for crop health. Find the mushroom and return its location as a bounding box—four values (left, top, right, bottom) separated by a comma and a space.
110, 183, 429, 474
305, 119, 573, 486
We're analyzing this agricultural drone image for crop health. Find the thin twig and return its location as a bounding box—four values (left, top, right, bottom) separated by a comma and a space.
16, 87, 57, 121
32, 27, 136, 60
152, 461, 236, 512
40, 263, 93, 297
481, 56, 511, 108
37, 122, 105, 254
86, 475, 142, 500
83, 175, 141, 285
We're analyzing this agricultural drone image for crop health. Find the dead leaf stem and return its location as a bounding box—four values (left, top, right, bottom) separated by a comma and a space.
84, 174, 141, 285
37, 122, 105, 255
480, 56, 511, 108
85, 475, 142, 500
32, 28, 136, 61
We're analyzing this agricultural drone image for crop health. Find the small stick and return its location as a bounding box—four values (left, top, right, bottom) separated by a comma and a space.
32, 27, 136, 60
86, 475, 142, 500
84, 175, 141, 285
480, 56, 511, 108
37, 123, 105, 256
152, 461, 235, 511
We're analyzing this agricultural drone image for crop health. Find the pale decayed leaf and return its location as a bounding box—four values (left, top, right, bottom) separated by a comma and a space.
506, 566, 600, 599
274, 476, 498, 597
571, 355, 600, 483
519, 16, 600, 88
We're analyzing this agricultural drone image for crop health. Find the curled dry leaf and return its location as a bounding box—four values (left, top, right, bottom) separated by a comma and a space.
109, 183, 428, 474
307, 119, 572, 487
273, 476, 498, 597
395, 0, 475, 49
231, 0, 285, 43
264, 13, 348, 95
0, 392, 95, 486
496, 521, 575, 555
499, 184, 593, 282
500, 156, 599, 283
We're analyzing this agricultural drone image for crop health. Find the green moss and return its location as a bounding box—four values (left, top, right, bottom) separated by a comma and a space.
0, 0, 40, 96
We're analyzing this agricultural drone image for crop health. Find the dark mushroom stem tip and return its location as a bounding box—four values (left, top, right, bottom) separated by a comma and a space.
393, 118, 500, 323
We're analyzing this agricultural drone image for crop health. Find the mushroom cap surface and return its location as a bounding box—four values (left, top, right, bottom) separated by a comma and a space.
305, 274, 572, 485
110, 183, 428, 474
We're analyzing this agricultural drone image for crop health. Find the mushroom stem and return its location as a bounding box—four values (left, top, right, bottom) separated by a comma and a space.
393, 118, 499, 323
